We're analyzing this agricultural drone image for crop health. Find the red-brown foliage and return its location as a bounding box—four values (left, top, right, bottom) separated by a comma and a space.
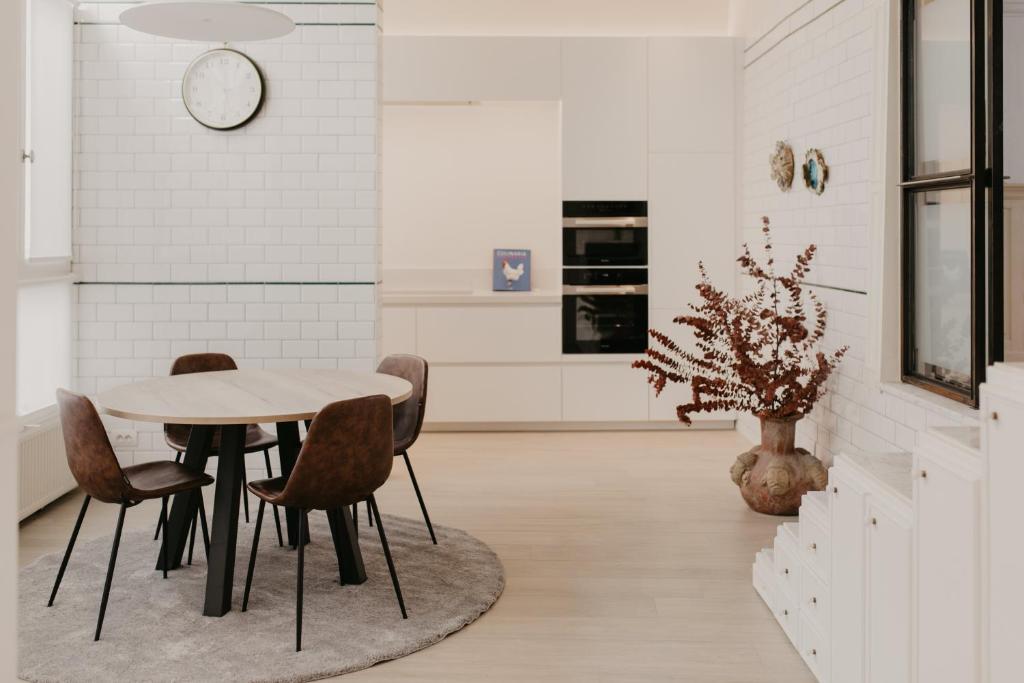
634, 217, 848, 424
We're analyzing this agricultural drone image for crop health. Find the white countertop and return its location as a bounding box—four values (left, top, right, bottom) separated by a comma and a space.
382, 288, 562, 305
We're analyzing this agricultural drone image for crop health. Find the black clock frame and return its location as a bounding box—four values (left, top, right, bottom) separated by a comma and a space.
181, 48, 266, 132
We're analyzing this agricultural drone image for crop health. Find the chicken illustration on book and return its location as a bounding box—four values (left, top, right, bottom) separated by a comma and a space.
493, 249, 532, 292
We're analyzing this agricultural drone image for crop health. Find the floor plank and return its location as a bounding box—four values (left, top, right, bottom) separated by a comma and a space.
19, 430, 814, 682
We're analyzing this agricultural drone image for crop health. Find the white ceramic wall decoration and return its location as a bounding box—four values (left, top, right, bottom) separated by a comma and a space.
769, 140, 795, 191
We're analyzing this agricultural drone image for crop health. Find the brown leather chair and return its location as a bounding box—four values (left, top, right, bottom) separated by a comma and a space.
154, 353, 284, 552
241, 395, 407, 652
50, 389, 214, 641
357, 355, 435, 543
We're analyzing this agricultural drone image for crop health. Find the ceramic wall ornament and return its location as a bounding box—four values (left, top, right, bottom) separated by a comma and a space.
769, 141, 795, 192
802, 148, 829, 195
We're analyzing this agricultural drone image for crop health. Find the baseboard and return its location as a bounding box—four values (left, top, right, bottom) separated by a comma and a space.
422, 420, 736, 432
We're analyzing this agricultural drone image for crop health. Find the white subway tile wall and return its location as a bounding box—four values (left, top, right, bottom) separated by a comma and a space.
72, 2, 383, 464
738, 0, 977, 464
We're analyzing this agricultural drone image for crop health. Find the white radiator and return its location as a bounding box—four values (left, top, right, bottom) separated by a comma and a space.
19, 414, 76, 520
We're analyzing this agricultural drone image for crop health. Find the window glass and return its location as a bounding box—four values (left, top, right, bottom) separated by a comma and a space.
25, 0, 73, 259
911, 188, 972, 390
913, 0, 971, 176
16, 280, 72, 416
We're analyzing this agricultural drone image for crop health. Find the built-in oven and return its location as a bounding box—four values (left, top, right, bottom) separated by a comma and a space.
563, 200, 648, 267
562, 268, 649, 354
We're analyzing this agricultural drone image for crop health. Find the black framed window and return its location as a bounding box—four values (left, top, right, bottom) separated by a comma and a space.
901, 0, 1003, 406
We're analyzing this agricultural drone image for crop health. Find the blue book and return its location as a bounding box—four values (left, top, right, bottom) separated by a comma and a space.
493, 249, 531, 291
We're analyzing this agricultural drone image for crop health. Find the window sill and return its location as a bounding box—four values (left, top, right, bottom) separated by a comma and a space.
880, 381, 979, 425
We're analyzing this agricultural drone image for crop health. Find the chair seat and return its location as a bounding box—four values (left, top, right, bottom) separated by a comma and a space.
247, 476, 288, 504
165, 424, 278, 454
123, 461, 214, 501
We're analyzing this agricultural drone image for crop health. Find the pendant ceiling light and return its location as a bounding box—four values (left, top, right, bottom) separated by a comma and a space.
120, 1, 295, 42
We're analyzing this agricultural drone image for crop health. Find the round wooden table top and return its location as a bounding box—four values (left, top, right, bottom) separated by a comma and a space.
93, 368, 414, 425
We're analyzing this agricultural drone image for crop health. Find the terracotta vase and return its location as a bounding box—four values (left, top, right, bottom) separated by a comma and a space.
730, 416, 827, 516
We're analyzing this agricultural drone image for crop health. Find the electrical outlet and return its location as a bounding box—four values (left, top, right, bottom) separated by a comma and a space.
110, 429, 137, 448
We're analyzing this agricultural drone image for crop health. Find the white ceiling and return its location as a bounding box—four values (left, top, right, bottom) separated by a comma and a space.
383, 0, 734, 36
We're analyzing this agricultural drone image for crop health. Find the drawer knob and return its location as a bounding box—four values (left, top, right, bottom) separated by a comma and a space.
992, 411, 999, 421
809, 542, 817, 551
784, 568, 790, 575
871, 517, 877, 526
810, 596, 817, 605
832, 486, 838, 494
783, 609, 789, 616
920, 470, 928, 479
809, 648, 817, 657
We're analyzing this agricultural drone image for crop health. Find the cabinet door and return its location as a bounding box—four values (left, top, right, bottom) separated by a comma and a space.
866, 505, 912, 683
915, 452, 981, 683
982, 391, 1024, 683
830, 470, 866, 683
561, 38, 648, 201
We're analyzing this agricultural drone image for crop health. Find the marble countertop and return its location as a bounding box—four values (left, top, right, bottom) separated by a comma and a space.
841, 451, 914, 503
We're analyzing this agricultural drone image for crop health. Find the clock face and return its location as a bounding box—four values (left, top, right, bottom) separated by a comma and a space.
182, 49, 264, 130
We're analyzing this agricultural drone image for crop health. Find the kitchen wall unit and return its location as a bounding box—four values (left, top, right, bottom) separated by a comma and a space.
382, 34, 737, 428
560, 38, 649, 201
753, 361, 1024, 683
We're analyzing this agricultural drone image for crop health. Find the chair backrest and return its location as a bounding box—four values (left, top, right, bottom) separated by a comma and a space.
376, 354, 428, 452
164, 353, 238, 445
56, 389, 130, 504
276, 395, 394, 511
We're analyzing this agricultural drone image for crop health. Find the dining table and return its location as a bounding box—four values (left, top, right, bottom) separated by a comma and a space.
92, 367, 413, 617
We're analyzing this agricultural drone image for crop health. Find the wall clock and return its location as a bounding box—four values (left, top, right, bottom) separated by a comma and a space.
182, 48, 265, 130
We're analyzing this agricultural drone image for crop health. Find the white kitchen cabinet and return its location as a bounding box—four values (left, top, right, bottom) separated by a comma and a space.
980, 369, 1024, 683
415, 305, 561, 364
562, 364, 649, 422
647, 38, 736, 154
381, 306, 416, 357
914, 430, 982, 683
865, 499, 912, 683
561, 38, 648, 201
383, 37, 562, 102
647, 154, 734, 312
426, 365, 562, 423
829, 466, 867, 683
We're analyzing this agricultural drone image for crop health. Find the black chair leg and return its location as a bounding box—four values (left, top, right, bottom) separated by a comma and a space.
368, 495, 407, 619
187, 509, 197, 566
95, 502, 127, 641
402, 450, 437, 544
242, 499, 265, 612
265, 449, 284, 547
296, 510, 307, 652
154, 451, 183, 541
197, 491, 211, 558
160, 496, 169, 579
48, 495, 91, 607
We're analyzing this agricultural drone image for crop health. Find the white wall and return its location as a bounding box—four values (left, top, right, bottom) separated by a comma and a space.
735, 0, 978, 465
72, 1, 383, 463
382, 101, 561, 288
0, 0, 22, 673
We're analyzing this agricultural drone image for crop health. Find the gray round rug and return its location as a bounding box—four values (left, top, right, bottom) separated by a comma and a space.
18, 512, 504, 682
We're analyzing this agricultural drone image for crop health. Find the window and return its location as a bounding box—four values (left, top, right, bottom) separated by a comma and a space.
16, 0, 74, 419
900, 0, 1003, 405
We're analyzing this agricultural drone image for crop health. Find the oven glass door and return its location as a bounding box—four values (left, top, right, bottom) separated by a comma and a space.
563, 228, 648, 267
562, 292, 649, 354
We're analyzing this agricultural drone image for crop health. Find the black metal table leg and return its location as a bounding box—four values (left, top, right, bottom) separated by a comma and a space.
275, 421, 310, 547
203, 424, 246, 617
158, 426, 214, 571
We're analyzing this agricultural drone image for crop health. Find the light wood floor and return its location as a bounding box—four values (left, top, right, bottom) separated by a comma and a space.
19, 430, 813, 682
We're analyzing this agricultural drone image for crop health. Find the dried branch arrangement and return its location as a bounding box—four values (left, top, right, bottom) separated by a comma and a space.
634, 216, 848, 424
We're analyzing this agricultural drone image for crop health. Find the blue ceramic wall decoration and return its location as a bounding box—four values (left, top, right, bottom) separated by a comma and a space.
802, 148, 829, 195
